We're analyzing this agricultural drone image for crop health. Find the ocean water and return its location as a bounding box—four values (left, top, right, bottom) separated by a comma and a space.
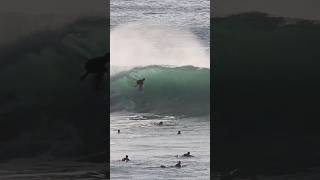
110, 113, 210, 180
110, 66, 210, 180
110, 0, 210, 47
110, 0, 210, 179
0, 161, 106, 180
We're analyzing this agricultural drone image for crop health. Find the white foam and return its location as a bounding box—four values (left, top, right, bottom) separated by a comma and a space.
110, 22, 209, 70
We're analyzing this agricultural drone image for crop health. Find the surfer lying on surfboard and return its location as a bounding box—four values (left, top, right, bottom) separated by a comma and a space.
174, 152, 194, 157
160, 161, 185, 168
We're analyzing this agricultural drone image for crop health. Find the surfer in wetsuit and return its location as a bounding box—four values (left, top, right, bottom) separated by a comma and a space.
160, 161, 184, 168
80, 53, 109, 81
177, 131, 181, 135
135, 78, 145, 91
122, 155, 130, 162
182, 152, 194, 157
175, 161, 182, 168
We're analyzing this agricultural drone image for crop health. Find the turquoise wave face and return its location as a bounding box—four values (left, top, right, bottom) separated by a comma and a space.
111, 65, 210, 116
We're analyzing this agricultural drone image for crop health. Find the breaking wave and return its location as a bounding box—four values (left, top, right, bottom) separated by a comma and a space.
0, 17, 108, 161
111, 65, 210, 116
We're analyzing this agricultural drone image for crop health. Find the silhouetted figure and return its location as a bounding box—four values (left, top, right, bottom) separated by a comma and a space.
118, 129, 120, 134
80, 53, 109, 81
177, 131, 181, 135
175, 161, 182, 168
182, 152, 194, 157
135, 78, 145, 91
158, 121, 163, 126
122, 155, 130, 162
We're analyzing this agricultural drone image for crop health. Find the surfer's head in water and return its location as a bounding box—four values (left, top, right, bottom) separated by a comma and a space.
158, 121, 163, 126
175, 161, 181, 168
122, 155, 130, 161
177, 131, 181, 134
135, 78, 145, 91
118, 129, 120, 133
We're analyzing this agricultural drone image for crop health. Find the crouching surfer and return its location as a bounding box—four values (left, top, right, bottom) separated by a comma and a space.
80, 53, 109, 81
80, 53, 109, 91
135, 78, 145, 91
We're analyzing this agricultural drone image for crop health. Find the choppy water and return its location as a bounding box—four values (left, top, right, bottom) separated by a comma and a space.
110, 0, 210, 48
110, 113, 210, 180
0, 161, 106, 179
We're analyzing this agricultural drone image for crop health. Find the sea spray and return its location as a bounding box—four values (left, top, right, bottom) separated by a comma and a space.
110, 22, 209, 71
110, 23, 210, 115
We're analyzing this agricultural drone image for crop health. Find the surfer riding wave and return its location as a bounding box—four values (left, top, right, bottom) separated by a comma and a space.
135, 78, 145, 91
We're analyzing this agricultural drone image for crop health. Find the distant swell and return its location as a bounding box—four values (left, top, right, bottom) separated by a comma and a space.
111, 65, 210, 116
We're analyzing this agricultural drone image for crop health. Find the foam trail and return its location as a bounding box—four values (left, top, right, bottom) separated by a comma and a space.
110, 22, 209, 74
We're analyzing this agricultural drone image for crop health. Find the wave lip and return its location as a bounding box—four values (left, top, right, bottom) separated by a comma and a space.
111, 65, 210, 116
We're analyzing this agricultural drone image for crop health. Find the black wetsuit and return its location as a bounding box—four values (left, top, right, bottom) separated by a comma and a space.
182, 152, 194, 157
175, 162, 182, 168
122, 155, 130, 161
136, 79, 145, 91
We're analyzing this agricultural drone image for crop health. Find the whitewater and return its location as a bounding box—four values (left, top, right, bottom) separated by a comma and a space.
110, 0, 210, 179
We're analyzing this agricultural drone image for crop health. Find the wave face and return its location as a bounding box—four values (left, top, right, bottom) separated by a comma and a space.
213, 12, 320, 174
0, 17, 108, 161
111, 65, 210, 116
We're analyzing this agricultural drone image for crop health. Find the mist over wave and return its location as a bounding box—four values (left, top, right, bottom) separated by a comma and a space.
110, 23, 210, 116
110, 22, 209, 72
